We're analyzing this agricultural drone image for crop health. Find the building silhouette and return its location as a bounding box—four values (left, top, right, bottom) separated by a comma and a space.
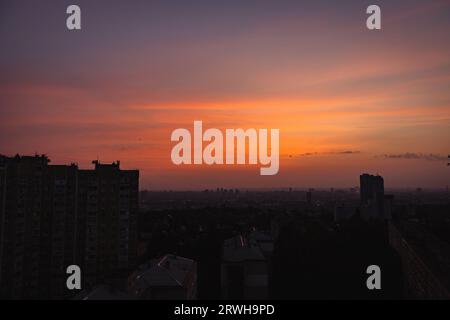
360, 173, 385, 219
0, 155, 50, 299
360, 174, 384, 205
0, 155, 139, 299
221, 233, 273, 299
127, 254, 197, 299
306, 189, 312, 205
77, 160, 139, 289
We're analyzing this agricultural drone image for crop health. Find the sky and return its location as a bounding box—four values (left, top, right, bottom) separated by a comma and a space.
0, 0, 449, 190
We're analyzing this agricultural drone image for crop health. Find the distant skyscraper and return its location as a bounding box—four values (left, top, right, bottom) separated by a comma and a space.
306, 189, 312, 205
360, 174, 385, 219
360, 174, 384, 205
0, 155, 139, 299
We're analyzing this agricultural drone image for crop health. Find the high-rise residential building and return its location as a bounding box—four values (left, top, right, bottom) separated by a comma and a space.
77, 160, 139, 288
0, 158, 6, 290
43, 164, 79, 299
0, 155, 50, 299
0, 155, 139, 299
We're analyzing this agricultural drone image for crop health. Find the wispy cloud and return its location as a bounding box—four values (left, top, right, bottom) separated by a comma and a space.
379, 153, 448, 161
332, 150, 361, 155
294, 150, 361, 157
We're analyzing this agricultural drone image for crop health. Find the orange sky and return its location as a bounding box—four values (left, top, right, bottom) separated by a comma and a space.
0, 0, 449, 189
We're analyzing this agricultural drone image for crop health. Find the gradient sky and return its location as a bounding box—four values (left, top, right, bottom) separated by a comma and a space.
1, 0, 449, 189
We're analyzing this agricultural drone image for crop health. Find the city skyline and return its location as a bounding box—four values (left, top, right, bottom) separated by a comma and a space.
1, 0, 450, 189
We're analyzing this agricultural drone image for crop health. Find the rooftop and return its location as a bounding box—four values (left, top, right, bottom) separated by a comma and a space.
129, 254, 196, 290
223, 235, 266, 262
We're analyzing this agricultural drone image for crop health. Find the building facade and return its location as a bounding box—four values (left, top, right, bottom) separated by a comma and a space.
0, 155, 139, 299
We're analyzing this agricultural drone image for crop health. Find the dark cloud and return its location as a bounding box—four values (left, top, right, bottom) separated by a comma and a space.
296, 151, 361, 157
298, 152, 318, 157
380, 153, 448, 161
331, 151, 361, 155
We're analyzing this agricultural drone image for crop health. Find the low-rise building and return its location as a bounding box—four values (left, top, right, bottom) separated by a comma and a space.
221, 234, 272, 299
128, 254, 197, 299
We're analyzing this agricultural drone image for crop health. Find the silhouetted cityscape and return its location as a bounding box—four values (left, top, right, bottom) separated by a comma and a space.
0, 154, 449, 300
